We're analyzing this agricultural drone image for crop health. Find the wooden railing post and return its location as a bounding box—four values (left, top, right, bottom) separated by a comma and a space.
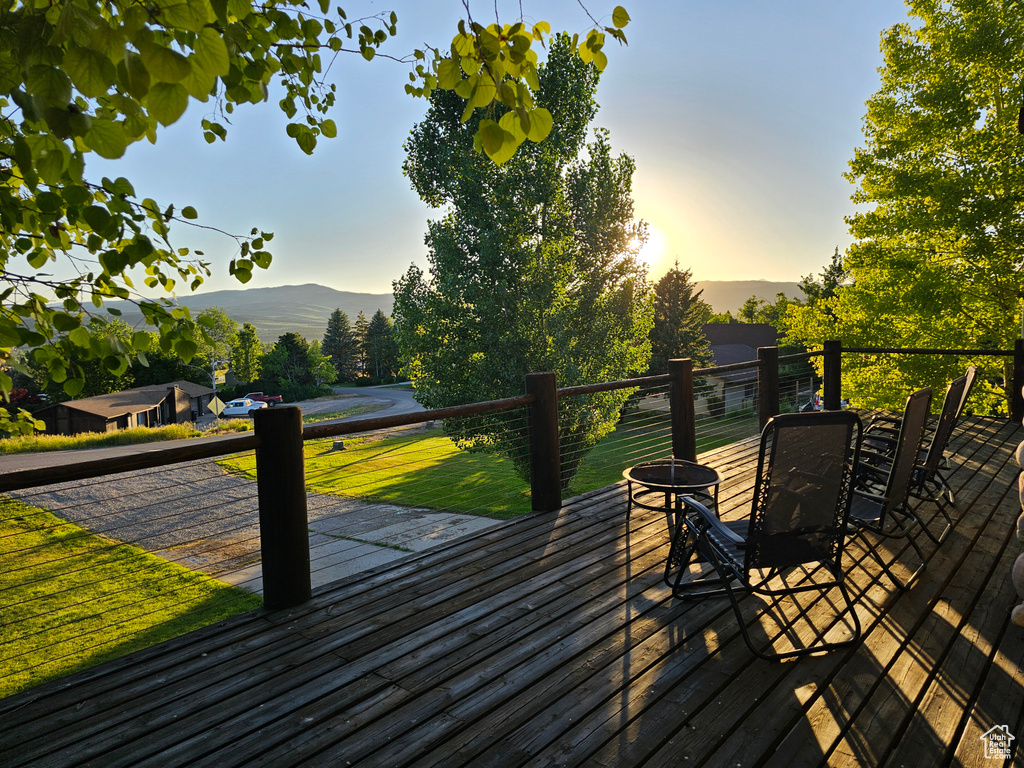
1012, 338, 1024, 422
669, 358, 697, 461
757, 346, 780, 430
254, 406, 311, 610
526, 372, 561, 512
823, 339, 842, 410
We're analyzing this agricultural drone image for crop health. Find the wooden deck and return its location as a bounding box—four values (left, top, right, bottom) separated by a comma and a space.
2, 414, 1023, 767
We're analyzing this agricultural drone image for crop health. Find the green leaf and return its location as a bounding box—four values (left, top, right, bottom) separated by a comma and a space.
499, 109, 527, 144
438, 58, 461, 90
226, 0, 250, 20
27, 65, 72, 107
182, 205, 198, 219
612, 6, 631, 28
84, 119, 128, 159
361, 47, 375, 62
82, 204, 113, 234
524, 107, 553, 142
63, 378, 85, 397
146, 82, 189, 126
0, 324, 23, 347
36, 191, 64, 213
195, 28, 230, 77
30, 135, 70, 185
479, 119, 518, 165
321, 119, 337, 139
64, 47, 116, 98
52, 314, 81, 332
140, 43, 193, 84
132, 331, 152, 351
68, 326, 92, 347
296, 131, 316, 154
175, 338, 199, 362
117, 51, 151, 99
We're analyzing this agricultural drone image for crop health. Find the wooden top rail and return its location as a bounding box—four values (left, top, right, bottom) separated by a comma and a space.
302, 394, 535, 441
842, 346, 1013, 356
779, 350, 822, 363
0, 433, 261, 493
556, 374, 670, 399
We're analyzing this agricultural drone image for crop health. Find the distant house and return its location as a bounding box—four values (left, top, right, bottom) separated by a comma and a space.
700, 324, 781, 415
35, 380, 215, 436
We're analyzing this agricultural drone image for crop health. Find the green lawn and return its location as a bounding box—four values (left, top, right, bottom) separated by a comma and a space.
0, 498, 261, 699
219, 411, 759, 520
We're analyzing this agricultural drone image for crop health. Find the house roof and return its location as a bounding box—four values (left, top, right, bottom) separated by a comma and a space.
708, 343, 759, 383
36, 380, 213, 421
37, 389, 170, 420
128, 380, 214, 399
702, 323, 781, 349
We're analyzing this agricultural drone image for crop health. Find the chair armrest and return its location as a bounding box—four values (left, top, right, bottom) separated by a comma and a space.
681, 497, 747, 546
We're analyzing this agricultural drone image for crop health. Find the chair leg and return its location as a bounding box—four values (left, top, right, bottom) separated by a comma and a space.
725, 562, 861, 661
850, 525, 925, 592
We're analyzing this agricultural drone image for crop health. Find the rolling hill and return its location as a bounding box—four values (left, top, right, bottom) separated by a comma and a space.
110, 284, 393, 344
107, 280, 802, 344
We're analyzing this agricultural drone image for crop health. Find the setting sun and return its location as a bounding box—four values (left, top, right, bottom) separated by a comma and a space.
635, 223, 667, 269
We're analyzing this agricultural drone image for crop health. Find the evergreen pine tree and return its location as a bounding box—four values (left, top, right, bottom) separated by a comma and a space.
649, 264, 713, 375
365, 309, 398, 380
321, 309, 359, 382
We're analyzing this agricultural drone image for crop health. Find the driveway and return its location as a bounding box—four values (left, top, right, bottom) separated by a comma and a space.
4, 386, 499, 593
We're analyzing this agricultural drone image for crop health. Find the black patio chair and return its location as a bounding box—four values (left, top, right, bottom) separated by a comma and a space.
862, 367, 976, 542
669, 410, 863, 661
849, 387, 933, 591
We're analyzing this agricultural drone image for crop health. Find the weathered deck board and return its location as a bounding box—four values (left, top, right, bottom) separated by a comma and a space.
1, 414, 1021, 767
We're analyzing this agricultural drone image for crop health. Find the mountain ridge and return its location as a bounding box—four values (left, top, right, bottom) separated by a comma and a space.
110, 280, 802, 343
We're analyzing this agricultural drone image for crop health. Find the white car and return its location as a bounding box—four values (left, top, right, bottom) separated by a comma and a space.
221, 398, 268, 418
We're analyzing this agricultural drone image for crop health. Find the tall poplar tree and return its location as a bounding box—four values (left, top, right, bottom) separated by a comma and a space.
354, 312, 370, 379
231, 323, 263, 384
787, 0, 1024, 413
395, 35, 652, 487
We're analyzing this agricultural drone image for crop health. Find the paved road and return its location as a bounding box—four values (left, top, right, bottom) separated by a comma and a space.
0, 386, 424, 473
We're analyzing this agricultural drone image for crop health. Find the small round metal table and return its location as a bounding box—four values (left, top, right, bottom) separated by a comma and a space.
624, 459, 723, 587
622, 459, 721, 521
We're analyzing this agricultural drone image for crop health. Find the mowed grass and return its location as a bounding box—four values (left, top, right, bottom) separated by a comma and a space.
0, 498, 262, 699
219, 410, 759, 520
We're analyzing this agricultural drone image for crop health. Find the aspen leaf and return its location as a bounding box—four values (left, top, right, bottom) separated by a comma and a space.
146, 82, 189, 126
64, 47, 116, 97
84, 119, 127, 158
524, 107, 552, 142
195, 28, 230, 77
140, 43, 192, 83
499, 109, 527, 144
437, 58, 460, 89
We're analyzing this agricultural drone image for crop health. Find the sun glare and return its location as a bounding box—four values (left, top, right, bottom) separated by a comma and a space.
636, 224, 667, 268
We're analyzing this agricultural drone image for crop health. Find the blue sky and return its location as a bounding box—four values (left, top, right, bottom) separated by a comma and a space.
96, 0, 910, 296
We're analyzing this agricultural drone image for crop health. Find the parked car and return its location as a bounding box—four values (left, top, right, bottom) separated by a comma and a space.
243, 391, 283, 406
221, 398, 268, 418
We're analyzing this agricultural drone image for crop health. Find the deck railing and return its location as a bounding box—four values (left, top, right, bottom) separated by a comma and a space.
2, 339, 1020, 697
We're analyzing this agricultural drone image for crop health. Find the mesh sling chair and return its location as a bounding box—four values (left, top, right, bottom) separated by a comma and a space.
861, 368, 976, 543
669, 411, 863, 661
849, 387, 933, 591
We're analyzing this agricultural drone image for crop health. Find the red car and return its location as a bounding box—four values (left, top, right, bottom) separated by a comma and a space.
243, 392, 283, 406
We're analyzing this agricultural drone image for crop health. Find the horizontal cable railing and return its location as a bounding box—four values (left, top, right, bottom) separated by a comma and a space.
4, 338, 1021, 700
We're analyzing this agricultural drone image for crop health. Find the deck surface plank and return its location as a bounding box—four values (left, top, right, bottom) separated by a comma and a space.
1, 414, 1021, 768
